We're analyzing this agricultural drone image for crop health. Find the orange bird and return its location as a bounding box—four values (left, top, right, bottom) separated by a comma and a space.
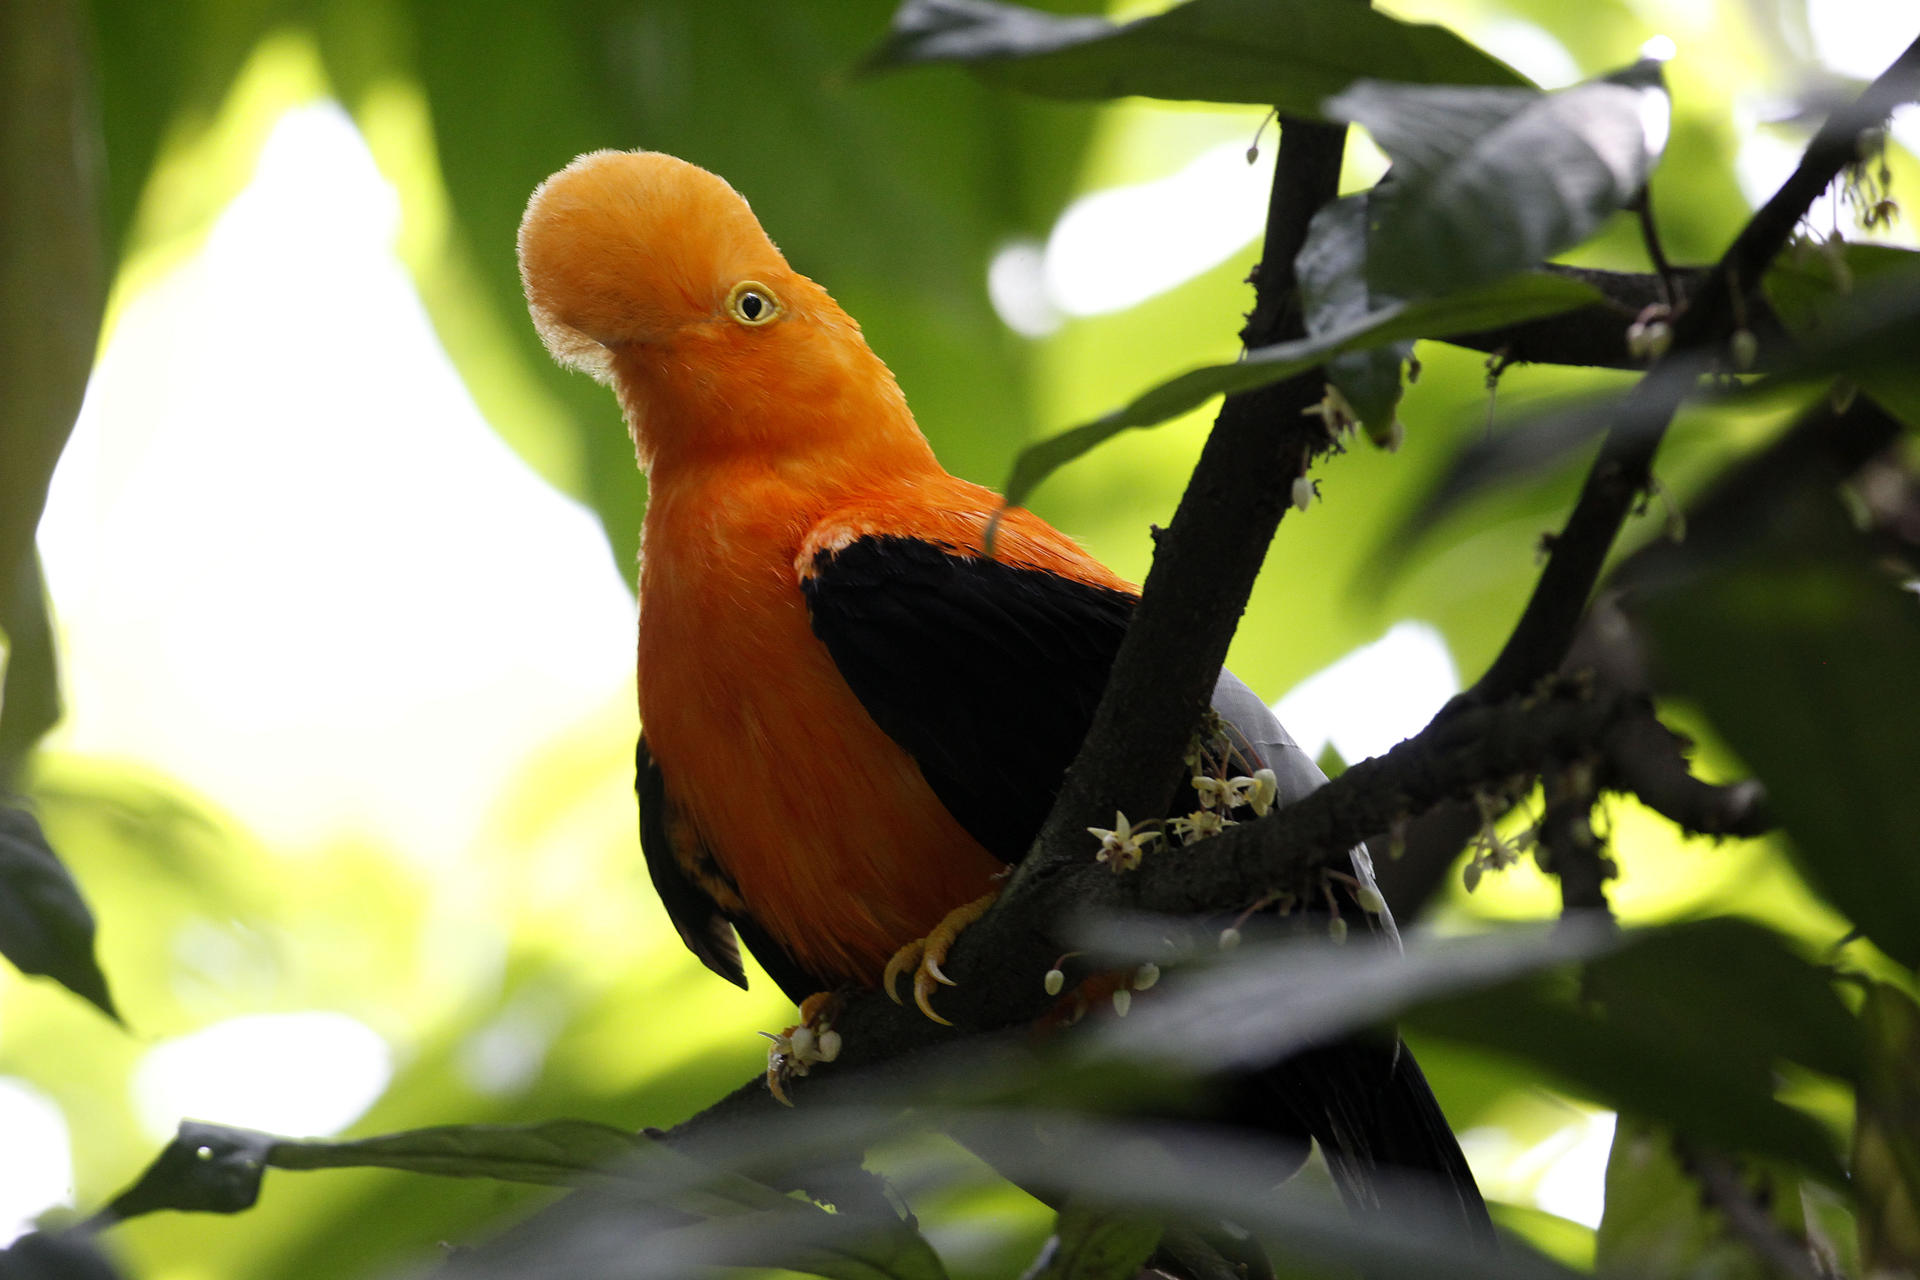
519, 149, 1490, 1239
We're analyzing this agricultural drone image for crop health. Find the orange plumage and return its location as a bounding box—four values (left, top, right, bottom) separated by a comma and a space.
521, 149, 1129, 986
518, 149, 1493, 1239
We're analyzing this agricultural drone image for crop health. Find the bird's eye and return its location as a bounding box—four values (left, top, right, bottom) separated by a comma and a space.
725, 280, 782, 327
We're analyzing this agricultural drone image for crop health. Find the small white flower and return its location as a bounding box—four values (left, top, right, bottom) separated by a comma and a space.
1133, 963, 1161, 991
1191, 776, 1232, 810
1245, 769, 1279, 817
1291, 474, 1317, 512
1170, 809, 1233, 844
1730, 328, 1758, 371
1089, 811, 1160, 872
1044, 967, 1065, 996
1112, 989, 1132, 1017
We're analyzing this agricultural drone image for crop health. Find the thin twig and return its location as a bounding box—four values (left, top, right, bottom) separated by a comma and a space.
1689, 1149, 1826, 1280
1632, 185, 1679, 309
1461, 36, 1920, 708
1011, 113, 1349, 899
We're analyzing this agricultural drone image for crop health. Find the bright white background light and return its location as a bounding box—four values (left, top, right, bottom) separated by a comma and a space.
131, 1011, 392, 1140
0, 1079, 73, 1243
39, 104, 637, 865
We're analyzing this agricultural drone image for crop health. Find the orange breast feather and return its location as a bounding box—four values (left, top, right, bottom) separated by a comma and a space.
636, 462, 1120, 986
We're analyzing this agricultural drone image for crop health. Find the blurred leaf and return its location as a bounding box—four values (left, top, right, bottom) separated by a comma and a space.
1, 0, 104, 770
264, 1118, 663, 1188
1583, 916, 1863, 1085
1003, 272, 1601, 506
1296, 193, 1410, 443
1078, 917, 1621, 1077
1407, 921, 1851, 1178
1597, 1120, 1805, 1279
1030, 1201, 1164, 1280
106, 1117, 950, 1280
106, 1121, 275, 1221
451, 1106, 1573, 1280
1327, 61, 1667, 299
1765, 242, 1920, 426
1855, 984, 1920, 1273
1636, 494, 1920, 969
863, 0, 1530, 110
0, 557, 62, 788
0, 1230, 129, 1280
0, 802, 118, 1021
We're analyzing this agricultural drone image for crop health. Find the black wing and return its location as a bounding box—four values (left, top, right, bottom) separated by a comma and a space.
800, 535, 1137, 861
636, 736, 822, 1000
800, 536, 1491, 1240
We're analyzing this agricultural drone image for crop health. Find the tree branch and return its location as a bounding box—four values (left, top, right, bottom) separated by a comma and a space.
1010, 114, 1349, 895
1437, 265, 1794, 370
1462, 37, 1920, 708
663, 677, 1663, 1146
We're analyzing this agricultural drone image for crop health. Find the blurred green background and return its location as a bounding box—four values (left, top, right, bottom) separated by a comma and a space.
2, 1, 1916, 1276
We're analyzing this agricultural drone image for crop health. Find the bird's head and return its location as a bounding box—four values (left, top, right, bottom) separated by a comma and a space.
519, 149, 924, 477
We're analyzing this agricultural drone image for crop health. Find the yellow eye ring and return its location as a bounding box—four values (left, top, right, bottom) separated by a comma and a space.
725, 280, 782, 327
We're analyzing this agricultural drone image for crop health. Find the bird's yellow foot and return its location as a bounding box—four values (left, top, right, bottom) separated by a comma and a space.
882, 890, 1000, 1025
761, 990, 842, 1107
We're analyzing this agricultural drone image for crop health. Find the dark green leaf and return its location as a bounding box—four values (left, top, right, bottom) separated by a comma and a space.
1765, 242, 1920, 426
1079, 917, 1622, 1076
1327, 62, 1668, 298
1297, 193, 1411, 444
1583, 918, 1862, 1084
0, 803, 118, 1021
1002, 272, 1601, 506
1597, 1120, 1802, 1279
0, 556, 62, 787
264, 1118, 662, 1189
1856, 984, 1920, 1273
0, 1230, 128, 1280
1636, 508, 1920, 969
104, 1121, 275, 1221
1, 0, 104, 773
1407, 922, 1852, 1178
865, 0, 1529, 111
102, 1117, 951, 1280
1031, 1201, 1164, 1280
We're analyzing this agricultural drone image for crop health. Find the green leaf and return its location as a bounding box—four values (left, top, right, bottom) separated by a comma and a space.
1597, 1120, 1804, 1279
1583, 917, 1863, 1086
1031, 1201, 1164, 1280
263, 1118, 665, 1189
1636, 514, 1920, 970
1855, 984, 1920, 1273
1327, 61, 1668, 298
0, 1229, 128, 1280
1407, 921, 1852, 1179
1765, 242, 1920, 426
1002, 271, 1601, 506
1080, 917, 1625, 1076
1, 0, 105, 771
104, 1121, 275, 1221
0, 802, 118, 1022
103, 1117, 952, 1280
1296, 192, 1411, 443
864, 0, 1530, 111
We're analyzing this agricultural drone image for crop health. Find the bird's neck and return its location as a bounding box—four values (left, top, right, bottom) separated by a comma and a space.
614, 342, 944, 501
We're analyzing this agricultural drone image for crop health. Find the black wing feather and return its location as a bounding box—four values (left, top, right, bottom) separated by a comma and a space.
638, 736, 824, 1000
799, 533, 1492, 1241
800, 535, 1135, 860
